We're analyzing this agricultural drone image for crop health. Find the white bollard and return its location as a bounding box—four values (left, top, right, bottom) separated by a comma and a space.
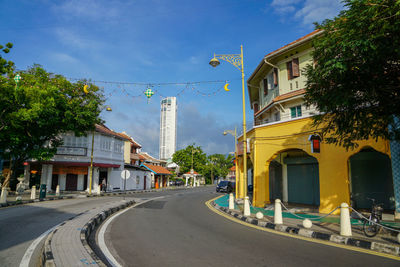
303, 219, 312, 229
244, 196, 251, 216
55, 185, 60, 196
340, 203, 352, 236
0, 187, 8, 204
229, 193, 235, 210
31, 186, 36, 200
256, 211, 264, 219
274, 199, 283, 224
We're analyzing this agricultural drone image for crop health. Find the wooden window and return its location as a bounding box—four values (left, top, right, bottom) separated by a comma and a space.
286, 58, 300, 80
273, 68, 278, 86
263, 79, 268, 95
286, 61, 293, 80
292, 58, 300, 77
253, 103, 259, 113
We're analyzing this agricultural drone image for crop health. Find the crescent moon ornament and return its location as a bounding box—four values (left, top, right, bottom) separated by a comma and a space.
224, 82, 230, 92
83, 84, 89, 94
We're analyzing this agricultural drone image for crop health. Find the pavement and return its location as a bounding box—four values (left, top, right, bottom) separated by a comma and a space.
212, 194, 400, 258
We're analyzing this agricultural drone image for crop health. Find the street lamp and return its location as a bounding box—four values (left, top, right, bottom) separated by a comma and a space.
88, 106, 112, 195
210, 46, 248, 199
223, 127, 239, 197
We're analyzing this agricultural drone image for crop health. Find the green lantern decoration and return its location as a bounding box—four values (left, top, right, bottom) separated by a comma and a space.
14, 74, 21, 88
144, 88, 154, 103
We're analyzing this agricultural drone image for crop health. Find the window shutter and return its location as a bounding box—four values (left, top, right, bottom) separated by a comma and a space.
292, 58, 299, 77
286, 61, 292, 80
263, 79, 268, 95
290, 107, 296, 118
273, 68, 278, 86
297, 105, 302, 117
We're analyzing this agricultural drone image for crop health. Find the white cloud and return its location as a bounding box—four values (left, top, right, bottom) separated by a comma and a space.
270, 0, 343, 26
50, 52, 79, 64
51, 0, 121, 21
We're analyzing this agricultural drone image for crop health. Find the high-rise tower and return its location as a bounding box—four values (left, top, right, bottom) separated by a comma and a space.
159, 97, 177, 160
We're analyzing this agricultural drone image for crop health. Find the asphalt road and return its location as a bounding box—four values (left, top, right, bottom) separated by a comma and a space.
0, 194, 137, 267
102, 187, 399, 267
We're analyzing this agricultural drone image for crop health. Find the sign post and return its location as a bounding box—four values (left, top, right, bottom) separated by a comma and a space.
121, 170, 130, 199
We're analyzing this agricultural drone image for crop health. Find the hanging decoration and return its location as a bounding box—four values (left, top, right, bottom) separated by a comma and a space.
144, 88, 155, 103
224, 81, 230, 92
83, 84, 89, 94
14, 74, 21, 88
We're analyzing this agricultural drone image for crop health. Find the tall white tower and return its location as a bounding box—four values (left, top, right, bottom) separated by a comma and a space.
159, 97, 177, 160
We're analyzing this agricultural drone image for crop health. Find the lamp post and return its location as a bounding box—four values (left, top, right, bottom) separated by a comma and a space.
211, 46, 247, 199
223, 127, 238, 197
88, 106, 112, 196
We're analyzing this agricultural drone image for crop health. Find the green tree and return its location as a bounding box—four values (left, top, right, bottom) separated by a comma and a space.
172, 144, 207, 175
202, 154, 234, 184
0, 64, 105, 188
0, 42, 14, 75
304, 0, 400, 148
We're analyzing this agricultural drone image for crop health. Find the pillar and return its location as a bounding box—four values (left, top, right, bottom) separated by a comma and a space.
23, 164, 30, 187
282, 163, 288, 202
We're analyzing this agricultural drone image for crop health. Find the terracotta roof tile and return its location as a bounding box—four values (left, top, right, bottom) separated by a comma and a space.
142, 164, 172, 175
117, 132, 142, 148
184, 171, 199, 175
265, 30, 321, 59
95, 124, 130, 140
254, 89, 306, 117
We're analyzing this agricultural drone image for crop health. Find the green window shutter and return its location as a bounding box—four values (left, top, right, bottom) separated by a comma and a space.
291, 107, 296, 118
297, 105, 302, 117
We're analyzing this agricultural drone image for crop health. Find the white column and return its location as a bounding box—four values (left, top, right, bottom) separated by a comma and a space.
77, 174, 84, 191
340, 203, 352, 236
274, 199, 283, 224
93, 167, 99, 191
24, 164, 30, 186
59, 174, 66, 190
185, 176, 188, 186
40, 164, 48, 185
282, 164, 288, 202
46, 165, 53, 191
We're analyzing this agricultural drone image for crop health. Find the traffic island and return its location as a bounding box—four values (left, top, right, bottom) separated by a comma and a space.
209, 197, 400, 258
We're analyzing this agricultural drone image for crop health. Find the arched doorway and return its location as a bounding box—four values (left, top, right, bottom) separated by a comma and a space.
349, 148, 394, 210
269, 149, 320, 206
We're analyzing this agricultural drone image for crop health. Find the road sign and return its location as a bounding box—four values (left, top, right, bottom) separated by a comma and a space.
121, 170, 130, 179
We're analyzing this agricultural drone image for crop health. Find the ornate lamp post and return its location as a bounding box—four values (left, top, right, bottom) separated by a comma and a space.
210, 46, 247, 199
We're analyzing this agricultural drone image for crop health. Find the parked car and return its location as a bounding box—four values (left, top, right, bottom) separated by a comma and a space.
216, 181, 235, 193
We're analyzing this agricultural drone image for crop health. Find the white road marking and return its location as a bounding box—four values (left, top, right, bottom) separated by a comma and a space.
19, 223, 62, 267
98, 196, 165, 267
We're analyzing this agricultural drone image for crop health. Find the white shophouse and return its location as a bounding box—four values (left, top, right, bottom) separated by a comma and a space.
26, 124, 129, 193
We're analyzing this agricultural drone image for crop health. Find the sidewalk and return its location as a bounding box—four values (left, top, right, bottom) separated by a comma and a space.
212, 194, 400, 257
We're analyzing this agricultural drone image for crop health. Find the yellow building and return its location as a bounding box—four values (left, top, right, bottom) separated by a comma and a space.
242, 30, 395, 214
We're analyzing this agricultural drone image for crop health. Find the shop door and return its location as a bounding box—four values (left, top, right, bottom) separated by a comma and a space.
51, 174, 59, 191
269, 161, 283, 201
65, 174, 78, 191
350, 150, 394, 210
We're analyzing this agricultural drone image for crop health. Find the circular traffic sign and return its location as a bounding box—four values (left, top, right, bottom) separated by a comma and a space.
121, 170, 131, 179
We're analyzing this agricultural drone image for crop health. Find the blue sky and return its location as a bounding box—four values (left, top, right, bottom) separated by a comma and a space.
1, 0, 344, 157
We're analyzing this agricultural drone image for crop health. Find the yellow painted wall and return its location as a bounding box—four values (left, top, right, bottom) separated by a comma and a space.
239, 117, 391, 214
123, 141, 131, 164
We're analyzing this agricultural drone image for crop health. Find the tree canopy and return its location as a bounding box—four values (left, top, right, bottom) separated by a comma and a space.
304, 0, 400, 148
172, 145, 234, 184
0, 48, 105, 187
172, 144, 207, 175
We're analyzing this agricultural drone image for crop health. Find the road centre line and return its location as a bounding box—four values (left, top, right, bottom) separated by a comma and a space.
98, 196, 165, 267
205, 196, 400, 261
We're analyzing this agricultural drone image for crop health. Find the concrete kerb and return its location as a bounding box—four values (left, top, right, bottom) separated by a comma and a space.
0, 186, 186, 208
211, 201, 400, 257
41, 200, 136, 267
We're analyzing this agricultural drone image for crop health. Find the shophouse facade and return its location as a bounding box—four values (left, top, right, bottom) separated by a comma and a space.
26, 124, 129, 192
242, 30, 396, 215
